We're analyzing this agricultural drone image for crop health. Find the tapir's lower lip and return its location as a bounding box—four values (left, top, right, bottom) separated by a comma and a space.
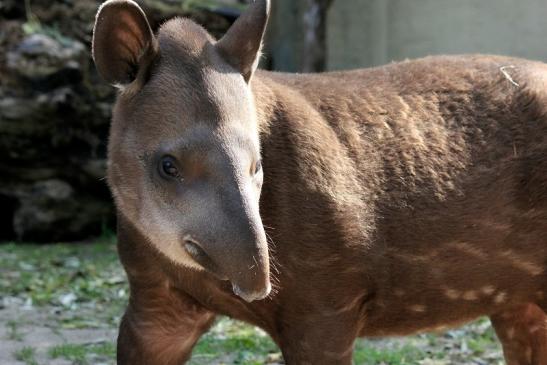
232, 281, 272, 302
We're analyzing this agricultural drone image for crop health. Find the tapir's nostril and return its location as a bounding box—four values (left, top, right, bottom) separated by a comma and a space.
183, 238, 200, 255
182, 236, 228, 280
183, 237, 206, 260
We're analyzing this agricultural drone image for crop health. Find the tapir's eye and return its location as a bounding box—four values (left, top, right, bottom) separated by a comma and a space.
159, 156, 180, 179
253, 159, 262, 175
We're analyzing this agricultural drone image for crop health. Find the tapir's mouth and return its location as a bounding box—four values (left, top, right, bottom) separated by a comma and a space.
183, 238, 271, 301
232, 281, 272, 302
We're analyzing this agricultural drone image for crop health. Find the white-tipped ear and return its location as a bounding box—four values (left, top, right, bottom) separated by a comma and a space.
92, 0, 158, 87
215, 0, 270, 83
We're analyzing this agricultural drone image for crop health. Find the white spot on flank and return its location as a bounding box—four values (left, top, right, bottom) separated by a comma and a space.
481, 286, 496, 295
444, 288, 460, 300
494, 291, 507, 304
499, 250, 543, 276
506, 327, 515, 339
409, 304, 426, 313
463, 290, 478, 301
450, 242, 487, 259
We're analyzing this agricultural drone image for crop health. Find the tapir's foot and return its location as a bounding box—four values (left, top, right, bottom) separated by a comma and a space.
490, 303, 547, 365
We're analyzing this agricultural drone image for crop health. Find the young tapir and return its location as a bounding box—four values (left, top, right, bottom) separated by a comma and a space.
91, 0, 547, 363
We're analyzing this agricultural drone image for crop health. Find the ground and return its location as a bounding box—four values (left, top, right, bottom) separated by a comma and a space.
0, 238, 505, 365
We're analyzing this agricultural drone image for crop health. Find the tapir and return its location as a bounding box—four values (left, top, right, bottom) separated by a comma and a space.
92, 0, 547, 363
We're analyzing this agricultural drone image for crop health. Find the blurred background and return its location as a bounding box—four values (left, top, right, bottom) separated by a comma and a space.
1, 1, 546, 364
1, 0, 547, 243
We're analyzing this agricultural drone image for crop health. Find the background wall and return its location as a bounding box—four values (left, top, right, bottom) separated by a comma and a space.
265, 0, 547, 72
326, 0, 547, 70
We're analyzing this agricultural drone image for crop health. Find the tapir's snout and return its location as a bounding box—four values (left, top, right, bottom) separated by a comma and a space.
183, 228, 271, 302
181, 179, 271, 302
226, 229, 271, 302
232, 280, 272, 302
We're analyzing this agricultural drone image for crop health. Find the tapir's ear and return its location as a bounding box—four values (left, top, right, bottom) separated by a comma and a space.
92, 0, 158, 88
215, 0, 270, 83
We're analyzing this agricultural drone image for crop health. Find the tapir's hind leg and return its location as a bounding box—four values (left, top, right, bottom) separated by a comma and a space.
490, 303, 547, 365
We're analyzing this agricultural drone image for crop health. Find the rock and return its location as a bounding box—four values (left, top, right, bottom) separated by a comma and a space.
0, 96, 39, 120
0, 0, 239, 243
7, 33, 85, 87
13, 179, 113, 242
0, 33, 112, 243
58, 292, 77, 307
0, 0, 25, 19
83, 159, 108, 180
17, 33, 64, 57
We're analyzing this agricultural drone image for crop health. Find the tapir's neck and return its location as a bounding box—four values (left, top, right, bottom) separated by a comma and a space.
249, 72, 279, 134
249, 70, 377, 251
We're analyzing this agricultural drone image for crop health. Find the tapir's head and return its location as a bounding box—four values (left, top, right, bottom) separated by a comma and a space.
92, 0, 271, 302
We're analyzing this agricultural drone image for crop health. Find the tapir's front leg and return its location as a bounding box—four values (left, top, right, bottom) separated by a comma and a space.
278, 316, 359, 365
117, 284, 215, 365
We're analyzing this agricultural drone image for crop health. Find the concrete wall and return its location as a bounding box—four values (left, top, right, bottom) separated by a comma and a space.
327, 0, 547, 70
266, 0, 331, 72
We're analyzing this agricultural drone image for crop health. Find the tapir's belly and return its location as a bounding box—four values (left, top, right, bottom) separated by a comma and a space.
359, 229, 547, 337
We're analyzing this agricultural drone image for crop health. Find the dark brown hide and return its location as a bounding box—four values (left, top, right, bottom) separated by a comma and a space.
93, 1, 547, 364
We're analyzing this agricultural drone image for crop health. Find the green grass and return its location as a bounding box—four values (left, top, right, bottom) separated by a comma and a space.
48, 342, 116, 365
13, 346, 38, 365
0, 237, 125, 327
0, 240, 504, 364
353, 341, 425, 365
190, 318, 279, 364
6, 320, 24, 341
467, 324, 498, 356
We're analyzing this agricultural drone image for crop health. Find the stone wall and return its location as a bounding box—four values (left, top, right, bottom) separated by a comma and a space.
0, 0, 237, 242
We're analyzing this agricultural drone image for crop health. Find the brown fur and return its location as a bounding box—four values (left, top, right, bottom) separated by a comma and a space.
92, 1, 547, 363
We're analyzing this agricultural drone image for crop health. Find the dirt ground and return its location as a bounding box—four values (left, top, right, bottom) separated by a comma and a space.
0, 297, 116, 365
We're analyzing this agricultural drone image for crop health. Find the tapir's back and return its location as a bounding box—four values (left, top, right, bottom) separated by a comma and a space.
256, 55, 547, 217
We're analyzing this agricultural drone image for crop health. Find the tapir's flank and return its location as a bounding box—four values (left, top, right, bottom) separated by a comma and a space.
92, 0, 547, 364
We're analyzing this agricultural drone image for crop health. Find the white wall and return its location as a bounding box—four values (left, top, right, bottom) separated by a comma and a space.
327, 0, 547, 70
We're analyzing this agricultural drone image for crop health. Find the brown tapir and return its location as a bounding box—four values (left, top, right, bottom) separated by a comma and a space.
91, 0, 547, 363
